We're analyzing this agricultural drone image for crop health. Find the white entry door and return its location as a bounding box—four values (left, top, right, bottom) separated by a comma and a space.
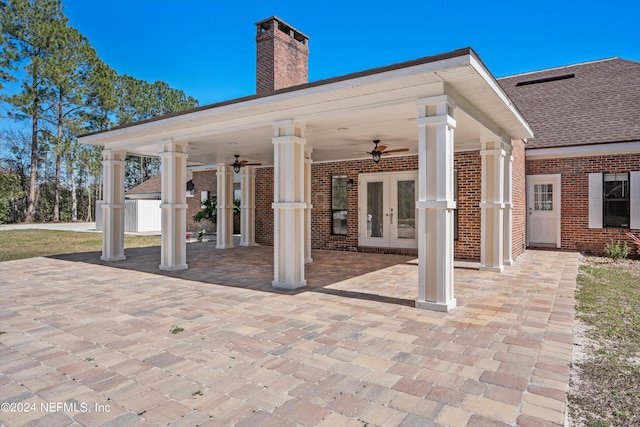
359, 171, 418, 249
526, 174, 561, 247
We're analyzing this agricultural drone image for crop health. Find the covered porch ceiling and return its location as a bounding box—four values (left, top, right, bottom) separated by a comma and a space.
79, 48, 533, 165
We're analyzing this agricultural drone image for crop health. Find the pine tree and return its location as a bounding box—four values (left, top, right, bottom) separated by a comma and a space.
1, 0, 67, 222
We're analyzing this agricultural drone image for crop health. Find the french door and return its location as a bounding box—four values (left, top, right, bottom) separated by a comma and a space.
358, 171, 418, 249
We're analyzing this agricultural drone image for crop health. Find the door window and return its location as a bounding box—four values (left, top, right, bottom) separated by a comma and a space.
534, 183, 553, 211
396, 180, 415, 239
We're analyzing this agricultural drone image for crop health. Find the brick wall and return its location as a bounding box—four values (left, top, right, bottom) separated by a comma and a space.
454, 151, 481, 260
512, 140, 527, 259
187, 170, 217, 232
311, 156, 419, 255
255, 167, 274, 245
255, 152, 517, 261
526, 152, 640, 255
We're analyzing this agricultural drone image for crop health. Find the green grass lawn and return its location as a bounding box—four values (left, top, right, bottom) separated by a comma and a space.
0, 229, 161, 262
569, 258, 640, 426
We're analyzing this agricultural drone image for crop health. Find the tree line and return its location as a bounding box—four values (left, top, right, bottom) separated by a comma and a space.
0, 0, 199, 223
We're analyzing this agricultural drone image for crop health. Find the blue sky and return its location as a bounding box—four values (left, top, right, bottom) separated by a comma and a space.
58, 0, 639, 106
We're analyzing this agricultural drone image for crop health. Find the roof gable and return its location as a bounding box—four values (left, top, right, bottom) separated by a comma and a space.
498, 58, 640, 149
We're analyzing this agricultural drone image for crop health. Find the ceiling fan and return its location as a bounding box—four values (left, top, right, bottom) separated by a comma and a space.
367, 140, 409, 163
231, 155, 262, 173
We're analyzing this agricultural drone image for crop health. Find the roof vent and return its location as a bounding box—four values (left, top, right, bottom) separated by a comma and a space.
515, 73, 575, 86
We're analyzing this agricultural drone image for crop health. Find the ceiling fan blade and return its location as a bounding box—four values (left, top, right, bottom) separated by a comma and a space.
377, 145, 387, 152
383, 148, 410, 154
244, 163, 262, 166
239, 160, 249, 164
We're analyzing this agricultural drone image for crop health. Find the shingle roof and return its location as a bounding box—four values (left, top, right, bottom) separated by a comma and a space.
498, 58, 640, 149
126, 171, 193, 195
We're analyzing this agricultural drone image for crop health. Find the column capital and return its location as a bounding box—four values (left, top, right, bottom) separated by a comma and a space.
159, 151, 188, 159
160, 140, 188, 154
273, 135, 306, 145
416, 115, 456, 129
102, 149, 126, 161
416, 94, 456, 108
273, 120, 306, 138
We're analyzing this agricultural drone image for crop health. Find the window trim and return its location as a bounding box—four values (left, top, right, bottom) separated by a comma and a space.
602, 172, 630, 229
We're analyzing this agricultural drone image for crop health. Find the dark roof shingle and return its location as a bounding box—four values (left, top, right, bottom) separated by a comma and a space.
498, 58, 640, 149
126, 171, 193, 195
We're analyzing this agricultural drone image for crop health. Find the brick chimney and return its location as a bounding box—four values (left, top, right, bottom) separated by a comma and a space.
256, 16, 309, 94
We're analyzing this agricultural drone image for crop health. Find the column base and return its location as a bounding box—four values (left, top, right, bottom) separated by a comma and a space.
305, 257, 313, 264
215, 244, 235, 250
239, 242, 259, 247
504, 259, 514, 266
101, 255, 126, 262
480, 265, 505, 273
415, 298, 457, 312
159, 264, 188, 271
272, 280, 307, 290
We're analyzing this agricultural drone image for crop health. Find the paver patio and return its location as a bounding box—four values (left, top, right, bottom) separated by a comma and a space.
0, 244, 578, 426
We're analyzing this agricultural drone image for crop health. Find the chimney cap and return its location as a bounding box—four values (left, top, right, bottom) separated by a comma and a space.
255, 16, 309, 43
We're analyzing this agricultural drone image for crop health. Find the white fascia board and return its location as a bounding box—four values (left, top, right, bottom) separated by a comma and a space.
526, 141, 640, 159
445, 86, 502, 142
468, 55, 534, 139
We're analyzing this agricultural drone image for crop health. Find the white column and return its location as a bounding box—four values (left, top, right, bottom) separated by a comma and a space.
304, 146, 313, 264
101, 149, 126, 261
216, 163, 234, 249
480, 139, 506, 272
272, 120, 307, 289
159, 141, 188, 271
503, 143, 514, 265
239, 166, 257, 247
415, 95, 457, 312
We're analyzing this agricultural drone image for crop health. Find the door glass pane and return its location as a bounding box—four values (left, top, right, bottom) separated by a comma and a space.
397, 180, 415, 239
534, 183, 553, 211
332, 176, 347, 235
367, 182, 383, 238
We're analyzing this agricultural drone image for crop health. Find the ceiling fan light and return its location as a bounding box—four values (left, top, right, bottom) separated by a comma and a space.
372, 152, 382, 163
232, 155, 242, 173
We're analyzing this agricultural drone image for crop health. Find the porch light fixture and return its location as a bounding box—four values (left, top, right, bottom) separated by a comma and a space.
369, 140, 383, 163
367, 140, 409, 163
230, 155, 262, 173
231, 155, 242, 173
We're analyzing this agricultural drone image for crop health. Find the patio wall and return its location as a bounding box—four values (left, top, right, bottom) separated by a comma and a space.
254, 148, 528, 262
